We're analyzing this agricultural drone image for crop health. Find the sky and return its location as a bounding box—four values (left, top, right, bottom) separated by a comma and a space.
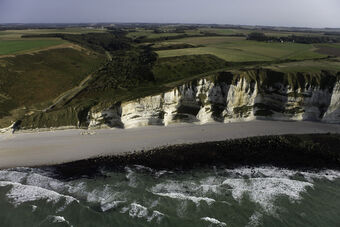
1, 0, 340, 28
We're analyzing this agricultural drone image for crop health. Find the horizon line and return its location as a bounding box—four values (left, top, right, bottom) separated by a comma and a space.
1, 22, 340, 30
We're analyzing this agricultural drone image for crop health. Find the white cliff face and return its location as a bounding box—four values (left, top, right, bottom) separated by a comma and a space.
89, 105, 122, 128
88, 74, 340, 129
255, 85, 333, 122
323, 81, 340, 123
121, 95, 164, 129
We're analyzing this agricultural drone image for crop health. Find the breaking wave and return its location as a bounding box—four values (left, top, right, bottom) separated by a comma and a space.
0, 165, 339, 226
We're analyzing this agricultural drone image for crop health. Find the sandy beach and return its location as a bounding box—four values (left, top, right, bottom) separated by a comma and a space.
0, 120, 340, 169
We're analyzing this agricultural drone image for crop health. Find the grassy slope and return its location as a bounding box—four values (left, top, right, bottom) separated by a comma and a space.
18, 54, 229, 128
0, 48, 105, 127
17, 53, 340, 129
153, 54, 227, 83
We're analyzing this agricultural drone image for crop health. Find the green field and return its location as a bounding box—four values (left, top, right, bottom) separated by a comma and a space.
126, 28, 246, 39
316, 43, 340, 49
0, 39, 68, 55
0, 27, 107, 56
126, 29, 191, 39
0, 28, 107, 40
155, 36, 326, 62
265, 59, 340, 73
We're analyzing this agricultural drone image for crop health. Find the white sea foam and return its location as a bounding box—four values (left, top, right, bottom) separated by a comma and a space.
101, 200, 125, 212
81, 184, 126, 211
154, 192, 215, 205
0, 170, 28, 183
51, 216, 68, 223
120, 202, 164, 223
131, 165, 173, 178
134, 165, 153, 172
0, 181, 78, 208
225, 167, 340, 182
129, 202, 149, 218
201, 217, 227, 226
45, 215, 72, 226
151, 179, 217, 205
26, 173, 70, 192
125, 167, 138, 188
147, 210, 164, 223
246, 212, 262, 227
31, 205, 37, 212
222, 177, 313, 212
155, 170, 172, 178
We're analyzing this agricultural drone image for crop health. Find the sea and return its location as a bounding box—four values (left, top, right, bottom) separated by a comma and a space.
0, 165, 339, 227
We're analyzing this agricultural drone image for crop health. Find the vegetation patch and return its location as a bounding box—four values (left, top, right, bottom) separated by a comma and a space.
152, 43, 196, 51
153, 54, 227, 83
233, 105, 253, 116
247, 32, 340, 44
316, 46, 340, 57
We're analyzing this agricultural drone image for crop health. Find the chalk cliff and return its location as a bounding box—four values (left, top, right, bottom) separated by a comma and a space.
88, 69, 340, 129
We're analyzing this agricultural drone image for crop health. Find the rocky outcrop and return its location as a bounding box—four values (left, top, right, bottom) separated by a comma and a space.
88, 69, 340, 129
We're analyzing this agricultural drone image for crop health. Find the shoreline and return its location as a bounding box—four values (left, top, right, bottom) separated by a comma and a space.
1, 120, 340, 169
50, 133, 340, 179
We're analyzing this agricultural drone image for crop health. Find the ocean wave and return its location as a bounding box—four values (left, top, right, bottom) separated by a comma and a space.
128, 202, 149, 218
201, 217, 227, 226
224, 167, 340, 182
101, 200, 125, 212
42, 215, 73, 227
246, 212, 263, 227
128, 165, 173, 179
0, 170, 28, 183
125, 167, 138, 188
147, 210, 164, 223
153, 192, 215, 205
121, 202, 164, 223
222, 177, 313, 212
0, 181, 78, 208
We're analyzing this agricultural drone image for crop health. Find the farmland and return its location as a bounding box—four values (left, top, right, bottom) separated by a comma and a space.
0, 27, 107, 55
0, 28, 107, 40
0, 39, 67, 55
155, 36, 326, 62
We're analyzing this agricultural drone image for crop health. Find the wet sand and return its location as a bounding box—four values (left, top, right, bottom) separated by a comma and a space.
0, 120, 340, 169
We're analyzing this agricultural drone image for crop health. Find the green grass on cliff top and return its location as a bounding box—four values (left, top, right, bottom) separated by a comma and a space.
155, 36, 326, 62
265, 59, 340, 73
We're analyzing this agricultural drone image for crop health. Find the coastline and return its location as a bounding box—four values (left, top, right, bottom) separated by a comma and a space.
1, 120, 340, 169
51, 133, 340, 179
